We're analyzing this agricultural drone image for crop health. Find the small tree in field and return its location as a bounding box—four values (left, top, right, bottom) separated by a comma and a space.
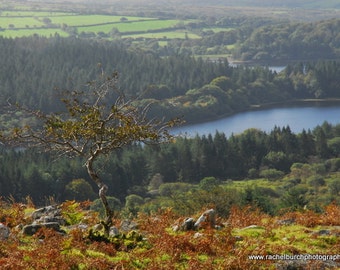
1, 71, 180, 233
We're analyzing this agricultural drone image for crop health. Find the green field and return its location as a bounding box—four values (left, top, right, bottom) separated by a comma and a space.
0, 28, 68, 38
0, 17, 45, 28
2, 11, 74, 17
77, 19, 182, 34
0, 10, 202, 40
49, 15, 154, 27
202, 27, 234, 33
125, 31, 201, 39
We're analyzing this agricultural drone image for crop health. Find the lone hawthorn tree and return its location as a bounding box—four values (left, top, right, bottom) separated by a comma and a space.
1, 71, 180, 232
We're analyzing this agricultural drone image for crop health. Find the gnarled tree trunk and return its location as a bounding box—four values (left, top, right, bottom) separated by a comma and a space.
86, 156, 113, 235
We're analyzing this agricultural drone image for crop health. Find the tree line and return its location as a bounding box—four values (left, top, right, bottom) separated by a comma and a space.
0, 35, 228, 113
146, 60, 340, 123
1, 121, 340, 207
1, 36, 340, 127
156, 18, 340, 62
232, 18, 340, 62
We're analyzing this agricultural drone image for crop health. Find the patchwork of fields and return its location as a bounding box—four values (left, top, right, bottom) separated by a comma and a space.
0, 10, 206, 41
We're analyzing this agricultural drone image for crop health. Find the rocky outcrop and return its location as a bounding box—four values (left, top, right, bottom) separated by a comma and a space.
194, 209, 216, 229
31, 205, 66, 225
0, 223, 10, 240
22, 222, 62, 236
276, 218, 295, 225
21, 204, 142, 239
120, 219, 138, 232
22, 205, 66, 236
173, 209, 217, 231
180, 218, 195, 231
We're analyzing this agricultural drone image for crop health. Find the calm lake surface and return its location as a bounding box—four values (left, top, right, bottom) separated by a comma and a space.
173, 104, 340, 137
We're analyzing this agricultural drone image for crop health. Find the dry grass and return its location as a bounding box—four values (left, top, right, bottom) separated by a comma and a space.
0, 199, 339, 269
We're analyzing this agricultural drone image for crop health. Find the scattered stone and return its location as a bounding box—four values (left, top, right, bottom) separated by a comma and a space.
0, 223, 10, 240
193, 232, 203, 239
276, 259, 340, 270
22, 205, 67, 235
172, 225, 180, 232
215, 225, 223, 230
109, 226, 119, 237
317, 229, 331, 236
66, 223, 88, 233
180, 218, 195, 231
172, 209, 219, 232
77, 224, 88, 231
222, 222, 231, 227
32, 205, 56, 219
276, 218, 295, 225
194, 209, 216, 229
234, 235, 243, 241
311, 228, 340, 236
22, 222, 62, 236
275, 260, 308, 270
241, 225, 264, 230
31, 205, 66, 226
120, 220, 138, 232
14, 224, 23, 233
93, 223, 104, 232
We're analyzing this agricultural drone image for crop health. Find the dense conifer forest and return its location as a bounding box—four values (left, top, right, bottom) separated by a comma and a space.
1, 121, 340, 216
1, 35, 340, 127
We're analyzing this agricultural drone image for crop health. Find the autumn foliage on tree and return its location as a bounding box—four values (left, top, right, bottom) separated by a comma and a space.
0, 71, 180, 233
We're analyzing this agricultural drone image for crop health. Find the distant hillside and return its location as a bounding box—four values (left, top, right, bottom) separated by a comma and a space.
262, 0, 339, 9
103, 0, 340, 9
38, 0, 340, 9
9, 1, 340, 23
191, 0, 340, 9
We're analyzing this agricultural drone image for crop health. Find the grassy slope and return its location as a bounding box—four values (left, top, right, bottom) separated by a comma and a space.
77, 20, 181, 33
0, 10, 195, 39
0, 29, 68, 38
2, 0, 340, 39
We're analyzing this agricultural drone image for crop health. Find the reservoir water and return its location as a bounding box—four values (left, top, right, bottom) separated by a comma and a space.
173, 104, 340, 137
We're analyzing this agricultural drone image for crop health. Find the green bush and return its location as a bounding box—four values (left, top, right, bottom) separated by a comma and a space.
91, 196, 122, 218
65, 178, 96, 201
259, 168, 284, 181
199, 176, 220, 191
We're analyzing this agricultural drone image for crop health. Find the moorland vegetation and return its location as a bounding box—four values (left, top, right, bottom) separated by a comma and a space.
0, 199, 339, 269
